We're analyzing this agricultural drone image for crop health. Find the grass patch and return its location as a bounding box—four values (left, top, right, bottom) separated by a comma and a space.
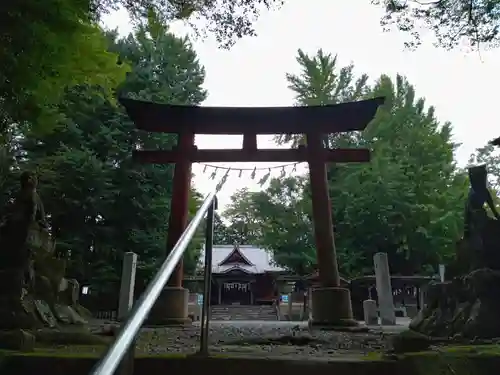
390, 344, 500, 375
401, 344, 500, 358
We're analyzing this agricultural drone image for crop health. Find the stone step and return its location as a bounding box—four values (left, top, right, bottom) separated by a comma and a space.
211, 305, 277, 321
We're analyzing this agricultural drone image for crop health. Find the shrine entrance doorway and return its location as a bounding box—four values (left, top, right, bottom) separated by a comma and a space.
221, 282, 251, 305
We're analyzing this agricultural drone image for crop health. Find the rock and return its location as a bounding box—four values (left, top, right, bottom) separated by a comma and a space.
0, 172, 97, 352
0, 329, 36, 351
0, 294, 42, 330
450, 216, 500, 278
34, 299, 58, 327
58, 278, 80, 306
410, 268, 500, 339
389, 330, 433, 354
34, 328, 110, 346
55, 304, 87, 325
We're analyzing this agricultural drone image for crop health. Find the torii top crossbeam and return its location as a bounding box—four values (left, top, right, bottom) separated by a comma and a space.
120, 96, 385, 164
120, 96, 385, 135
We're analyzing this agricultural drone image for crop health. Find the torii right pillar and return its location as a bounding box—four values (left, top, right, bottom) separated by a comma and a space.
306, 131, 357, 328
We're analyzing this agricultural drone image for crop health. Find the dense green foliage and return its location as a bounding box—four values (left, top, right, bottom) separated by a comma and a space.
97, 0, 285, 48
222, 49, 471, 277
374, 0, 500, 49
0, 0, 283, 138
0, 1, 128, 137
0, 14, 206, 291
1, 0, 497, 143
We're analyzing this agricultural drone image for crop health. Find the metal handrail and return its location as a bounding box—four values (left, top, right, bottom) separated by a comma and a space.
90, 187, 218, 375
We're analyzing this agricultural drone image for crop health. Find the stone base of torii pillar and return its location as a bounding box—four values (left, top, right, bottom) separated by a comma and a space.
146, 287, 191, 326
309, 287, 358, 328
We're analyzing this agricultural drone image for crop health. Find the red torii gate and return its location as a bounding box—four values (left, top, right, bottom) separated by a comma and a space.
121, 96, 384, 326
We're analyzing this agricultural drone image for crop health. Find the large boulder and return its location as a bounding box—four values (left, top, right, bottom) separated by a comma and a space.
410, 268, 500, 339
0, 223, 89, 330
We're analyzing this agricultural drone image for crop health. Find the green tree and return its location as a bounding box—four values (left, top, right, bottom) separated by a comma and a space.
103, 0, 286, 49
0, 2, 129, 137
213, 213, 236, 245
469, 144, 500, 192
278, 49, 369, 147
374, 0, 500, 49
328, 74, 467, 275
223, 188, 264, 244
20, 16, 207, 290
0, 0, 283, 138
225, 50, 467, 277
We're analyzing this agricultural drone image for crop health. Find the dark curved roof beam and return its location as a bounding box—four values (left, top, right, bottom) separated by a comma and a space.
119, 96, 385, 135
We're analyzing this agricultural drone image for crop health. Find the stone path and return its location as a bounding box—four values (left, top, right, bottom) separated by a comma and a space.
135, 325, 389, 357
72, 318, 413, 359
86, 319, 410, 358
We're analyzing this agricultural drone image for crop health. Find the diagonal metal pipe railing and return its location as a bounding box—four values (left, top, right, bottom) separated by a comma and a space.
90, 184, 219, 375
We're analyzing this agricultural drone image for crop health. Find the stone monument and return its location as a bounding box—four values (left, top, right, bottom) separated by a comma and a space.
374, 252, 396, 325
0, 171, 101, 350
407, 165, 500, 340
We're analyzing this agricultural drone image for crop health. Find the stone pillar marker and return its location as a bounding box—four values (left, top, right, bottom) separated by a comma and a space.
118, 252, 138, 375
118, 252, 138, 321
439, 264, 445, 282
419, 285, 427, 311
363, 299, 378, 325
373, 252, 396, 325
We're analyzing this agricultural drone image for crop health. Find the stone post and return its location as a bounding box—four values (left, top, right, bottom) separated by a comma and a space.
363, 299, 378, 325
118, 252, 138, 375
439, 264, 445, 282
118, 252, 138, 321
419, 284, 428, 310
373, 252, 396, 325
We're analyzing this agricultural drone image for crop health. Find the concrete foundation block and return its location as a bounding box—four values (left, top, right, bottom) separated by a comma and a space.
146, 287, 191, 326
309, 287, 357, 328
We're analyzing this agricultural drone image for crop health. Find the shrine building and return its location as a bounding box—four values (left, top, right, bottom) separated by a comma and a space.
184, 244, 301, 305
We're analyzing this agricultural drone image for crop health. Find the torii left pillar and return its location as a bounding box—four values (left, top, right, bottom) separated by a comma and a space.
147, 132, 194, 325
306, 132, 357, 328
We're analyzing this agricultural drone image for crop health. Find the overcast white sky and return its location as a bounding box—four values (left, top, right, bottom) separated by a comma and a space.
103, 0, 500, 209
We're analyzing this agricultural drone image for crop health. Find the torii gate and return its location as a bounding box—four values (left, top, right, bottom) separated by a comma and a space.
120, 96, 384, 326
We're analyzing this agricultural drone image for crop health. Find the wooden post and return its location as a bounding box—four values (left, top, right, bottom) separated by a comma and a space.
165, 132, 195, 287
305, 133, 340, 287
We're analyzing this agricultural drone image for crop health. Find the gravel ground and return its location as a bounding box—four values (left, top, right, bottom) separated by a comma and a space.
126, 324, 395, 358
42, 320, 400, 358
